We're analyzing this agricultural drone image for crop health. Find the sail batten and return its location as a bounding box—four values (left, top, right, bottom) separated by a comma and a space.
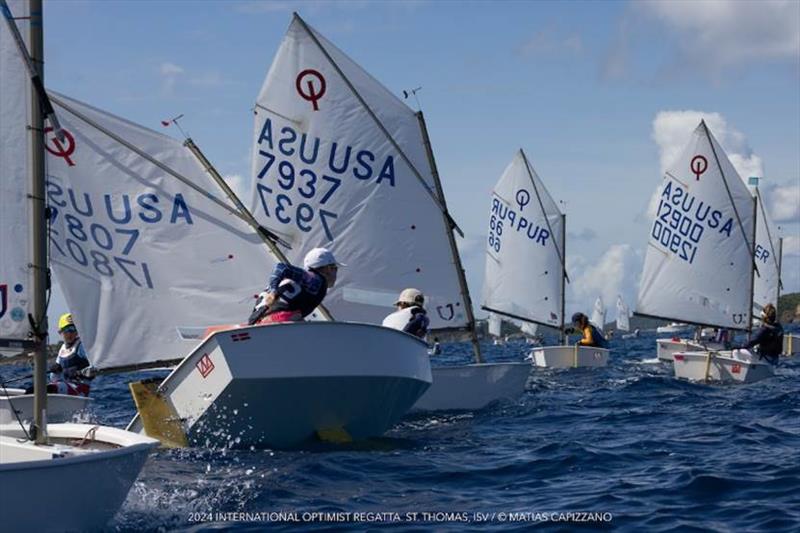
481, 150, 564, 328
636, 121, 756, 330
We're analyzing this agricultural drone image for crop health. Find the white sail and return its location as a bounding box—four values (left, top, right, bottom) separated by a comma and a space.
637, 121, 756, 330
481, 150, 564, 328
46, 93, 274, 370
249, 14, 468, 330
616, 295, 630, 332
752, 188, 781, 313
591, 296, 606, 329
488, 313, 502, 337
0, 0, 34, 345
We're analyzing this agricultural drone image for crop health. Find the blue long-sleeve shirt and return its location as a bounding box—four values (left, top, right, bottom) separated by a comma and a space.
265, 263, 328, 318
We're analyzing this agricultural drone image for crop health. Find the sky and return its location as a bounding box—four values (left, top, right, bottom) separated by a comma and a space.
38, 0, 800, 336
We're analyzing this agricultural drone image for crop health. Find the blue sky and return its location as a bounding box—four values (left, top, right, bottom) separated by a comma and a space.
41, 0, 799, 334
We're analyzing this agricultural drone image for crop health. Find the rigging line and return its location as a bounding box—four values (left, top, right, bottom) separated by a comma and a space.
49, 95, 255, 229
701, 121, 757, 264
519, 149, 570, 283
293, 13, 463, 237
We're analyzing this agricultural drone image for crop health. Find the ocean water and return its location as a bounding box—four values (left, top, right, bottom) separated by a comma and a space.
3, 329, 799, 532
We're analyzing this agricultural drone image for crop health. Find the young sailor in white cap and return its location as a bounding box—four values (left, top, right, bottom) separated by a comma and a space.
382, 288, 430, 339
248, 247, 342, 324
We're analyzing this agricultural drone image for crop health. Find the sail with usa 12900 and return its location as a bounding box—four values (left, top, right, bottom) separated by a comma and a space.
636, 121, 772, 383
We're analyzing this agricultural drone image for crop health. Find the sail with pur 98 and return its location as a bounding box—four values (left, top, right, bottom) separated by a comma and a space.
752, 188, 781, 314
0, 0, 34, 347
636, 121, 756, 330
45, 93, 274, 370
481, 150, 564, 328
249, 14, 470, 331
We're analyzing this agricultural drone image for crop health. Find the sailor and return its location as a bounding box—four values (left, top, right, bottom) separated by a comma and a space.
571, 312, 609, 348
248, 247, 341, 324
739, 303, 783, 364
37, 313, 94, 396
382, 288, 430, 339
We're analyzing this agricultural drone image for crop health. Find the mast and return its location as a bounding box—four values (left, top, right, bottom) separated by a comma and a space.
747, 194, 757, 337
560, 213, 566, 344
29, 0, 48, 444
183, 138, 334, 321
777, 237, 783, 304
416, 111, 482, 363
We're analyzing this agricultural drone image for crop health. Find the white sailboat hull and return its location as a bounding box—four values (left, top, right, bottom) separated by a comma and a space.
656, 323, 691, 334
127, 322, 431, 449
0, 423, 157, 532
657, 338, 725, 362
784, 334, 799, 357
531, 345, 610, 369
410, 362, 530, 412
672, 349, 775, 384
0, 388, 91, 424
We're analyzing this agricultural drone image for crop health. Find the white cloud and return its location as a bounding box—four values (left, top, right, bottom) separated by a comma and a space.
568, 244, 642, 315
652, 110, 763, 176
784, 235, 800, 256
233, 0, 379, 15
159, 62, 184, 76
159, 62, 185, 94
517, 29, 583, 58
223, 174, 249, 200
762, 182, 800, 223
638, 0, 799, 72
567, 227, 597, 241
639, 110, 765, 222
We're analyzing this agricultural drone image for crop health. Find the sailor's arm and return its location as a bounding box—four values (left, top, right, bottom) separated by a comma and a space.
578, 326, 594, 346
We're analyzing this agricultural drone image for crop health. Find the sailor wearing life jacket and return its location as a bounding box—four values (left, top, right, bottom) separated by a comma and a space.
49, 313, 94, 396
571, 312, 609, 349
382, 288, 430, 339
248, 247, 342, 324
742, 303, 784, 364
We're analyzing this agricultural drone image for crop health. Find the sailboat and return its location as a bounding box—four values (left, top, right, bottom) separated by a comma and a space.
616, 295, 630, 332
483, 150, 609, 369
749, 180, 797, 357
36, 89, 433, 449
590, 296, 607, 330
0, 2, 157, 530
246, 14, 529, 413
635, 120, 771, 383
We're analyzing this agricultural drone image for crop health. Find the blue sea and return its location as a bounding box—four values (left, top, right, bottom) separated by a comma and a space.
3, 328, 799, 532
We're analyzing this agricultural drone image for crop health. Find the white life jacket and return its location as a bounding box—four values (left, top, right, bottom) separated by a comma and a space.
382, 307, 416, 331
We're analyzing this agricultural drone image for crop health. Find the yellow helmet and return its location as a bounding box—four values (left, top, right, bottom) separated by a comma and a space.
58, 313, 75, 332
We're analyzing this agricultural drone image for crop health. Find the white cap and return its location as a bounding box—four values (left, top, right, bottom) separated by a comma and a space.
396, 288, 424, 306
303, 247, 343, 270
